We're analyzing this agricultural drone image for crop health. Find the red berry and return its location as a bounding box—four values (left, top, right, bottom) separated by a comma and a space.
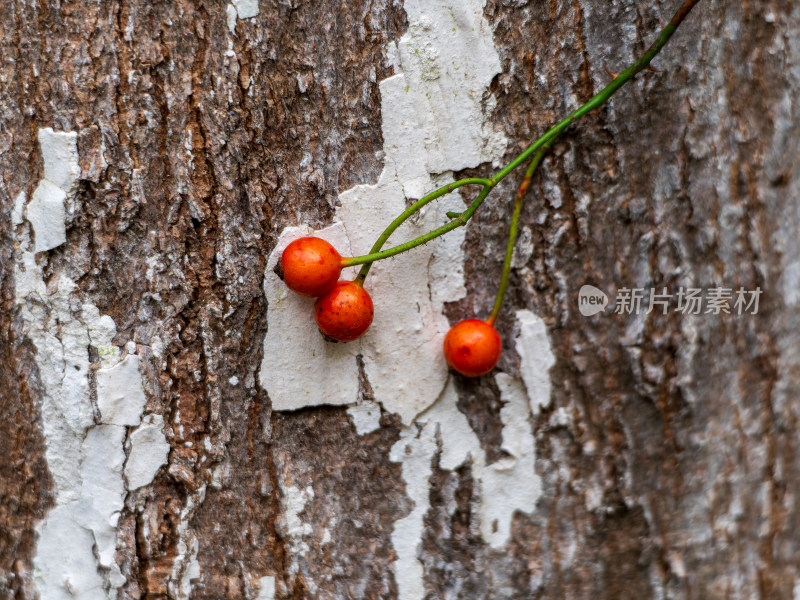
315, 281, 374, 342
443, 319, 501, 377
281, 237, 343, 297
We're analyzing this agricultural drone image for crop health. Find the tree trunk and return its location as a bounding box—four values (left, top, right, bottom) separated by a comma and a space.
2, 0, 799, 598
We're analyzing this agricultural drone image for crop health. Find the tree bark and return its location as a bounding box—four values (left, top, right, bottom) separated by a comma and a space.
2, 0, 799, 599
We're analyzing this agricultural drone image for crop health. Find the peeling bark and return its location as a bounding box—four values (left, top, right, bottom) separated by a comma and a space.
2, 0, 800, 599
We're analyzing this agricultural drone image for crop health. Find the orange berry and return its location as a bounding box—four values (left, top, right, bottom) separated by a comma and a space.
281, 237, 343, 297
314, 281, 374, 342
443, 319, 501, 377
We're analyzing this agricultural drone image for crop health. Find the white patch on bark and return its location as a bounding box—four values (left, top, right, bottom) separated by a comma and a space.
389, 413, 439, 600
126, 414, 171, 490
232, 0, 259, 19
226, 4, 238, 34
347, 401, 382, 435
21, 286, 147, 595
27, 179, 67, 253
389, 305, 551, 596
387, 383, 483, 597
12, 190, 26, 225
96, 354, 148, 426
226, 0, 259, 33
77, 425, 127, 588
86, 309, 120, 366
16, 128, 165, 598
279, 483, 315, 579
34, 507, 107, 600
481, 373, 541, 548
170, 489, 204, 600
38, 127, 80, 191
516, 309, 556, 415
26, 128, 79, 253
255, 576, 276, 600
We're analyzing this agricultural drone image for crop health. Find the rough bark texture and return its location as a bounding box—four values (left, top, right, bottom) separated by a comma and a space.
2, 0, 799, 598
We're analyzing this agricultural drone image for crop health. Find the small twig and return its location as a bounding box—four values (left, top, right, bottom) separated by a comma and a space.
487, 139, 554, 326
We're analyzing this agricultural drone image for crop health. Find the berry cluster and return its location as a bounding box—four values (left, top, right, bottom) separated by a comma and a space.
281, 235, 500, 377
281, 237, 374, 342
277, 0, 698, 378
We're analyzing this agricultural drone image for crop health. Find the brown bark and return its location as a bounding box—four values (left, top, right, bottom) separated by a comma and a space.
2, 0, 799, 598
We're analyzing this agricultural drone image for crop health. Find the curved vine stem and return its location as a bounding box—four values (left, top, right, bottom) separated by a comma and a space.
342, 0, 701, 283
486, 139, 553, 326
348, 178, 492, 285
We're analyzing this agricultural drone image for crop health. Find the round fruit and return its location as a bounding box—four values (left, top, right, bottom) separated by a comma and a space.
443, 319, 501, 377
315, 281, 374, 342
281, 237, 343, 297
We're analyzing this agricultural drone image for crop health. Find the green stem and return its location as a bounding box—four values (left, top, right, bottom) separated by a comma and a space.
346, 183, 493, 273
344, 178, 492, 283
487, 140, 552, 326
343, 0, 700, 277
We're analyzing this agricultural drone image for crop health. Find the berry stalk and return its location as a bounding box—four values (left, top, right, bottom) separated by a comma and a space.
341, 0, 701, 281
486, 139, 553, 326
